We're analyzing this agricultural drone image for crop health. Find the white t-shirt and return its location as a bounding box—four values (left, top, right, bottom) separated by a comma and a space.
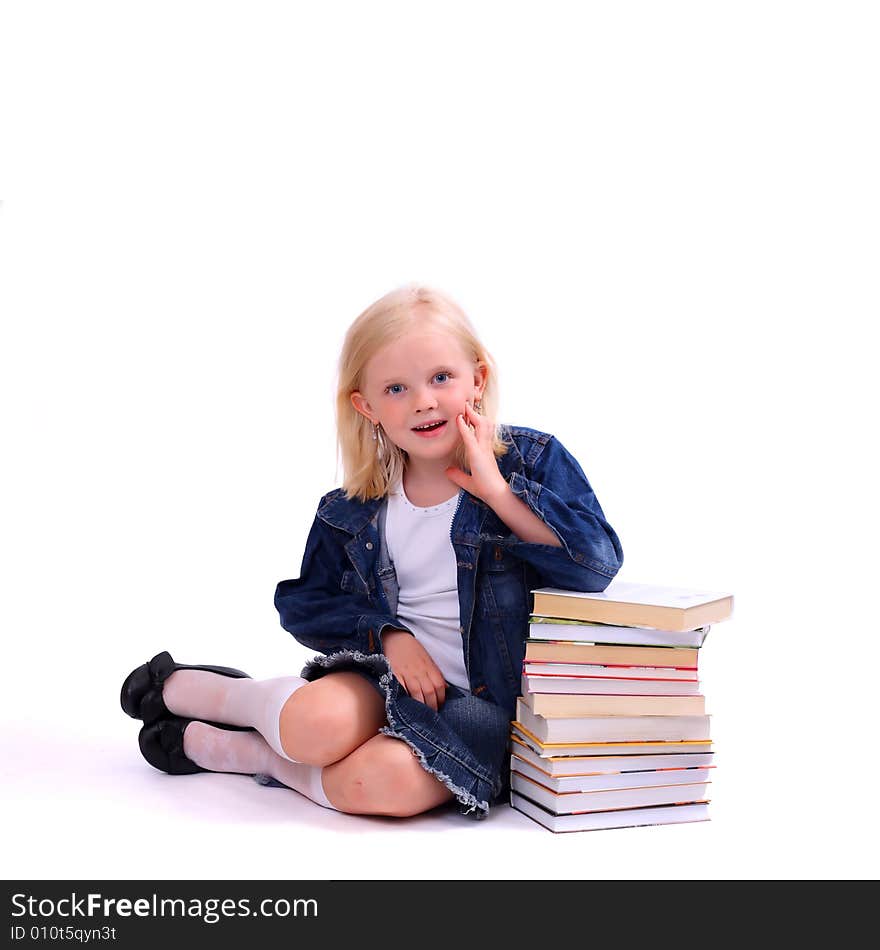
383, 481, 469, 690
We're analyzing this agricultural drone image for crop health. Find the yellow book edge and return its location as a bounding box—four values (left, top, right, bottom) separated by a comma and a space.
511, 721, 713, 750
509, 735, 716, 771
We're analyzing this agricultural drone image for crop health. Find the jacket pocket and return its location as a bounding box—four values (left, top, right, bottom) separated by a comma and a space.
481, 545, 528, 613
376, 565, 398, 615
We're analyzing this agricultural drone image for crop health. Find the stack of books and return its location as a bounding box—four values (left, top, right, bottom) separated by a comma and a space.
510, 580, 733, 833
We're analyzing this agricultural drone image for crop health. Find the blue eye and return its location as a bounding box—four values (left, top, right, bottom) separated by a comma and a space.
384, 372, 451, 395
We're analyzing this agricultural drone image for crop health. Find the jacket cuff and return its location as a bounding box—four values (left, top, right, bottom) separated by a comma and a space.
507, 470, 542, 509
501, 471, 621, 586
357, 615, 414, 654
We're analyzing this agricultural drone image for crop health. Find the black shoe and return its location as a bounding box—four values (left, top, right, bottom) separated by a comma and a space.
138, 716, 206, 775
137, 717, 252, 776
121, 650, 250, 725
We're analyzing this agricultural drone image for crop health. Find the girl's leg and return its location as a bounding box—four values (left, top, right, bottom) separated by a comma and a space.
277, 672, 386, 765
163, 670, 386, 766
322, 734, 455, 818
182, 723, 336, 809
181, 723, 453, 816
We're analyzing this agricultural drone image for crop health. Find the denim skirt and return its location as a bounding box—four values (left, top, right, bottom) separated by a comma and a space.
258, 649, 512, 819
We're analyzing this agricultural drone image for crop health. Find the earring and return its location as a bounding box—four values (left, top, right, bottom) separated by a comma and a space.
474, 399, 483, 413
371, 422, 379, 441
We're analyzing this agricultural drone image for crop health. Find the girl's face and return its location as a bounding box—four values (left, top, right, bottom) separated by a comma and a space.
351, 326, 487, 468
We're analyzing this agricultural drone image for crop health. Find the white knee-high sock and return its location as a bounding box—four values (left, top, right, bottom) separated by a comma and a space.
183, 722, 337, 810
163, 672, 307, 762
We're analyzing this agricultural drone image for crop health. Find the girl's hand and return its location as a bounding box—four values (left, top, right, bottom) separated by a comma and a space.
445, 400, 509, 505
382, 630, 447, 711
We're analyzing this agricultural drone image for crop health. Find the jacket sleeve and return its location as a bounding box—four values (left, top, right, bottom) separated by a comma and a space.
274, 506, 412, 657
498, 435, 623, 592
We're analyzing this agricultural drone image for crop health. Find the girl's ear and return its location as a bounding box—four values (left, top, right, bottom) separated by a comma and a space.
350, 391, 375, 424
473, 361, 489, 397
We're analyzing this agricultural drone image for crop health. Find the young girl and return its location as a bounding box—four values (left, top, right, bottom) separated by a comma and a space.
121, 284, 623, 820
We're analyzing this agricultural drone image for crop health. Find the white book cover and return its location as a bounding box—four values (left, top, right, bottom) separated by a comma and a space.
531, 580, 732, 609
510, 771, 710, 814
510, 755, 714, 793
528, 621, 709, 648
516, 698, 712, 743
522, 673, 701, 696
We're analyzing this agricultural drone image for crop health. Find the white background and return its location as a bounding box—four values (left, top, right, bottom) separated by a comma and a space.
2, 1, 877, 880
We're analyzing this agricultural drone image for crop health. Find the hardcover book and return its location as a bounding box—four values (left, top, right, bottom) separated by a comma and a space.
528, 618, 710, 649
509, 734, 715, 775
511, 754, 713, 793
524, 640, 700, 668
511, 722, 713, 757
522, 672, 701, 697
520, 690, 706, 718
531, 580, 733, 632
510, 793, 710, 833
523, 661, 698, 680
510, 771, 710, 814
515, 698, 711, 744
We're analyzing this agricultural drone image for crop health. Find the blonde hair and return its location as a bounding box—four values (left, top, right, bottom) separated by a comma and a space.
336, 284, 508, 501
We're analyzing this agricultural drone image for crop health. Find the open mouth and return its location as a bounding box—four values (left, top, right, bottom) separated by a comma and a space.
411, 420, 447, 436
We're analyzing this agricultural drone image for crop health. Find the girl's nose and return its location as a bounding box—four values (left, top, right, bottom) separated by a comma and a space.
414, 388, 438, 411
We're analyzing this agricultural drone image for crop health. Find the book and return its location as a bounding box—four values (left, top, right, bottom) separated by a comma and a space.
531, 580, 733, 632
511, 754, 713, 793
509, 734, 715, 775
511, 722, 713, 758
522, 672, 701, 697
515, 698, 711, 743
524, 640, 700, 668
510, 771, 710, 814
520, 690, 706, 717
523, 660, 698, 680
529, 619, 709, 649
510, 717, 712, 758
510, 793, 710, 833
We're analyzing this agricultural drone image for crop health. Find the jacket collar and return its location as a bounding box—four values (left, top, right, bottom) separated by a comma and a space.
317, 491, 383, 535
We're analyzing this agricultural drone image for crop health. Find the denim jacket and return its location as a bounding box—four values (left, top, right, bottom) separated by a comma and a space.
274, 424, 623, 718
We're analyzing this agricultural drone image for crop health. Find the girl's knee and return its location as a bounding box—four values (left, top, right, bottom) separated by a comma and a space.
278, 674, 385, 766
278, 686, 348, 765
325, 736, 453, 818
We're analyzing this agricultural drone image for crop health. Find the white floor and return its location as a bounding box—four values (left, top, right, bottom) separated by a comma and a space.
6, 716, 725, 881
3, 676, 871, 881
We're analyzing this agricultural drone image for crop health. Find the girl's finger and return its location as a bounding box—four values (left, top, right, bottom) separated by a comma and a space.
457, 412, 474, 437
468, 401, 488, 438
417, 663, 442, 708
445, 465, 471, 493
421, 681, 439, 712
